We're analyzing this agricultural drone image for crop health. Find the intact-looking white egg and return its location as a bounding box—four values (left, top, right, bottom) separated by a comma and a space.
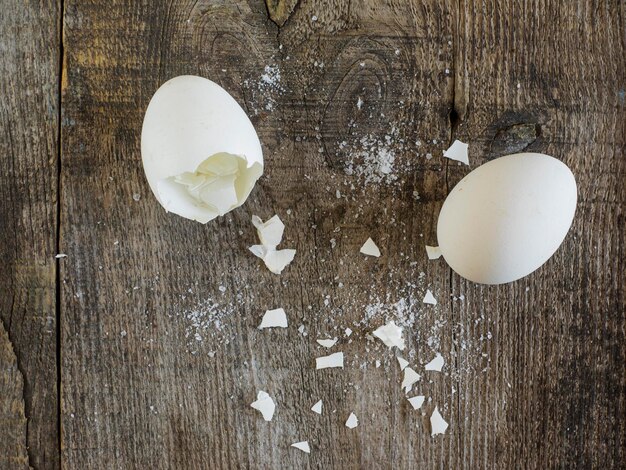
141, 75, 263, 223
437, 153, 577, 284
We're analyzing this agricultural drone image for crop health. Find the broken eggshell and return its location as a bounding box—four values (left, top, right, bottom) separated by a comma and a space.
437, 153, 577, 284
141, 75, 263, 223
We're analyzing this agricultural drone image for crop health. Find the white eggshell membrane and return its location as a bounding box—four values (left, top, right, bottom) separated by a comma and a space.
141, 75, 263, 223
437, 153, 577, 285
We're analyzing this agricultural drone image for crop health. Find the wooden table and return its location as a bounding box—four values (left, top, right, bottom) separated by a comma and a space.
1, 1, 624, 468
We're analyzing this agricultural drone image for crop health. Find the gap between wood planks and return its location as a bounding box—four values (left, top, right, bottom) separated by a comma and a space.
55, 0, 66, 465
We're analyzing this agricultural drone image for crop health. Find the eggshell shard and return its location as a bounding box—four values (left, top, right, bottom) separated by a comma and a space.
437, 153, 577, 285
141, 75, 263, 223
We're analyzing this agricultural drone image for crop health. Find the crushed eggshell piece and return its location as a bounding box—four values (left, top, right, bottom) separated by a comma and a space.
425, 245, 442, 260
423, 289, 437, 305
425, 353, 444, 372
311, 400, 323, 414
443, 139, 469, 165
408, 395, 425, 410
316, 338, 338, 348
315, 352, 344, 370
258, 308, 288, 329
344, 328, 353, 337
401, 367, 421, 392
360, 238, 381, 257
291, 441, 311, 454
252, 215, 284, 246
397, 357, 409, 370
345, 412, 358, 429
262, 249, 297, 274
372, 321, 405, 350
250, 391, 275, 421
430, 406, 449, 436
249, 215, 296, 274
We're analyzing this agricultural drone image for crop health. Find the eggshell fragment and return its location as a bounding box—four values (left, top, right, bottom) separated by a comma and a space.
250, 391, 275, 421
249, 215, 296, 274
443, 139, 469, 165
425, 353, 444, 372
372, 321, 405, 350
316, 338, 338, 348
311, 400, 323, 414
425, 245, 442, 260
345, 412, 358, 429
315, 352, 344, 370
360, 238, 381, 257
401, 367, 421, 392
291, 441, 311, 454
430, 406, 448, 436
408, 396, 425, 410
423, 290, 437, 305
437, 153, 577, 284
141, 75, 263, 223
258, 308, 288, 329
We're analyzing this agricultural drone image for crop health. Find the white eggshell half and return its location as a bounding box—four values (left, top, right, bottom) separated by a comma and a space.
437, 153, 577, 284
141, 75, 263, 223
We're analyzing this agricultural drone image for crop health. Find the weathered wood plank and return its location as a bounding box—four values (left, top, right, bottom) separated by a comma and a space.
448, 1, 626, 468
0, 1, 61, 468
57, 0, 624, 469
0, 320, 29, 469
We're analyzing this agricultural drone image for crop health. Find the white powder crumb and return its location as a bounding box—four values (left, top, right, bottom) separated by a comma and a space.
345, 412, 358, 429
291, 441, 311, 454
360, 238, 381, 257
375, 360, 381, 368
258, 308, 288, 329
55, 254, 67, 259
251, 391, 275, 421
218, 285, 226, 293
357, 97, 363, 109
311, 15, 318, 21
311, 400, 323, 414
298, 324, 306, 335
345, 328, 353, 337
423, 290, 437, 305
425, 353, 444, 372
341, 127, 403, 185
132, 193, 141, 201
120, 330, 127, 337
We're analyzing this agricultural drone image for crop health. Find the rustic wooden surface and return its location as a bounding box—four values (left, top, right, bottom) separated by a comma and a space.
1, 0, 624, 468
0, 1, 61, 469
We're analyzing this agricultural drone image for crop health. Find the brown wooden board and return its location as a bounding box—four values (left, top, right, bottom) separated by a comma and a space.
0, 0, 624, 468
0, 1, 61, 469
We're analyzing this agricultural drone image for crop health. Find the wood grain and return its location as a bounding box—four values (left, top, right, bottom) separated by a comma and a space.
0, 1, 61, 468
0, 0, 623, 468
0, 320, 29, 469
